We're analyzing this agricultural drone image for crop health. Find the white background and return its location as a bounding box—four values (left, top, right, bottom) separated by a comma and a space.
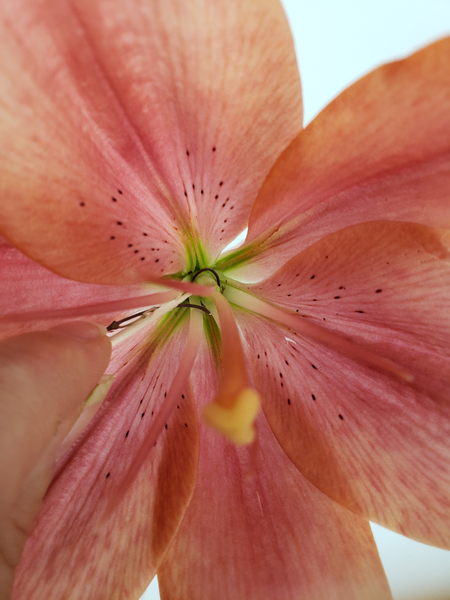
141, 1, 450, 598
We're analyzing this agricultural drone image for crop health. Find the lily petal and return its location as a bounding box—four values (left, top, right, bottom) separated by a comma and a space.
222, 37, 450, 280
158, 338, 392, 600
13, 313, 199, 600
236, 222, 450, 546
0, 237, 164, 341
0, 0, 302, 282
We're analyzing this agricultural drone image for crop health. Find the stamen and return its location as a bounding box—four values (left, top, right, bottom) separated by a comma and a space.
2, 291, 180, 323
177, 301, 211, 316
192, 267, 221, 288
106, 310, 148, 331
151, 277, 214, 297
109, 295, 190, 348
225, 287, 414, 383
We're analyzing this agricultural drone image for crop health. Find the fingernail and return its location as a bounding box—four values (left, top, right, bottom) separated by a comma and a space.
50, 321, 107, 340
56, 375, 114, 460
84, 374, 114, 407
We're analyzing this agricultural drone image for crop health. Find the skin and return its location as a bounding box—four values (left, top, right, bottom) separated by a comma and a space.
0, 323, 111, 599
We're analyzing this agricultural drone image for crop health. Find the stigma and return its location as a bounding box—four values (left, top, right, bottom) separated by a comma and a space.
203, 387, 260, 445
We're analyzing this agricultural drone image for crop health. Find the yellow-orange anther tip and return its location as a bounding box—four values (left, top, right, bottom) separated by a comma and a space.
202, 388, 260, 445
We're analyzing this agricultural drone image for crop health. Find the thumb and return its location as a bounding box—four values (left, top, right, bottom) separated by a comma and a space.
0, 322, 111, 596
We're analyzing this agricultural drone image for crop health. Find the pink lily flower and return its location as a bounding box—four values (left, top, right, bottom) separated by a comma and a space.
1, 0, 450, 598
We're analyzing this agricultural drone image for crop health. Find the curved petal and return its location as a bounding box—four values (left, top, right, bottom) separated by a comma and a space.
0, 237, 167, 341
13, 313, 199, 600
235, 222, 450, 546
220, 37, 450, 280
0, 0, 302, 283
157, 338, 391, 600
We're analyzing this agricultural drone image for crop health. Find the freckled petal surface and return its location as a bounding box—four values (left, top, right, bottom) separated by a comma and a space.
0, 0, 302, 282
223, 38, 450, 280
13, 315, 199, 600
157, 338, 391, 600
0, 237, 164, 341
237, 222, 450, 547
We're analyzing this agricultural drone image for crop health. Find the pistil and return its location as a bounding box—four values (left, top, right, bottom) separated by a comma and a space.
202, 290, 260, 445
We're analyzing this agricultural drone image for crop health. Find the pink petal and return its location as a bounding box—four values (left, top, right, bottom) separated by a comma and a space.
0, 0, 302, 283
157, 339, 391, 600
221, 37, 450, 280
13, 314, 199, 600
0, 237, 166, 341
236, 222, 450, 546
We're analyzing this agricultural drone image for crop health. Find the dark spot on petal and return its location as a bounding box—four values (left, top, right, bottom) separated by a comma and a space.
165, 424, 168, 429
125, 431, 129, 438
134, 249, 139, 254
155, 259, 159, 263
143, 232, 148, 236
185, 423, 188, 427
376, 289, 382, 293
334, 296, 340, 299
110, 236, 115, 240
128, 244, 133, 247
117, 221, 122, 226
287, 399, 291, 405
118, 190, 123, 194
201, 190, 204, 194
106, 472, 110, 479
141, 257, 145, 261
311, 364, 317, 369
215, 195, 219, 199
219, 181, 223, 186
339, 414, 344, 420
141, 412, 145, 418
212, 146, 216, 152
311, 394, 316, 400
186, 150, 190, 156
112, 197, 117, 202
79, 202, 85, 207
311, 275, 315, 279
355, 310, 365, 314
